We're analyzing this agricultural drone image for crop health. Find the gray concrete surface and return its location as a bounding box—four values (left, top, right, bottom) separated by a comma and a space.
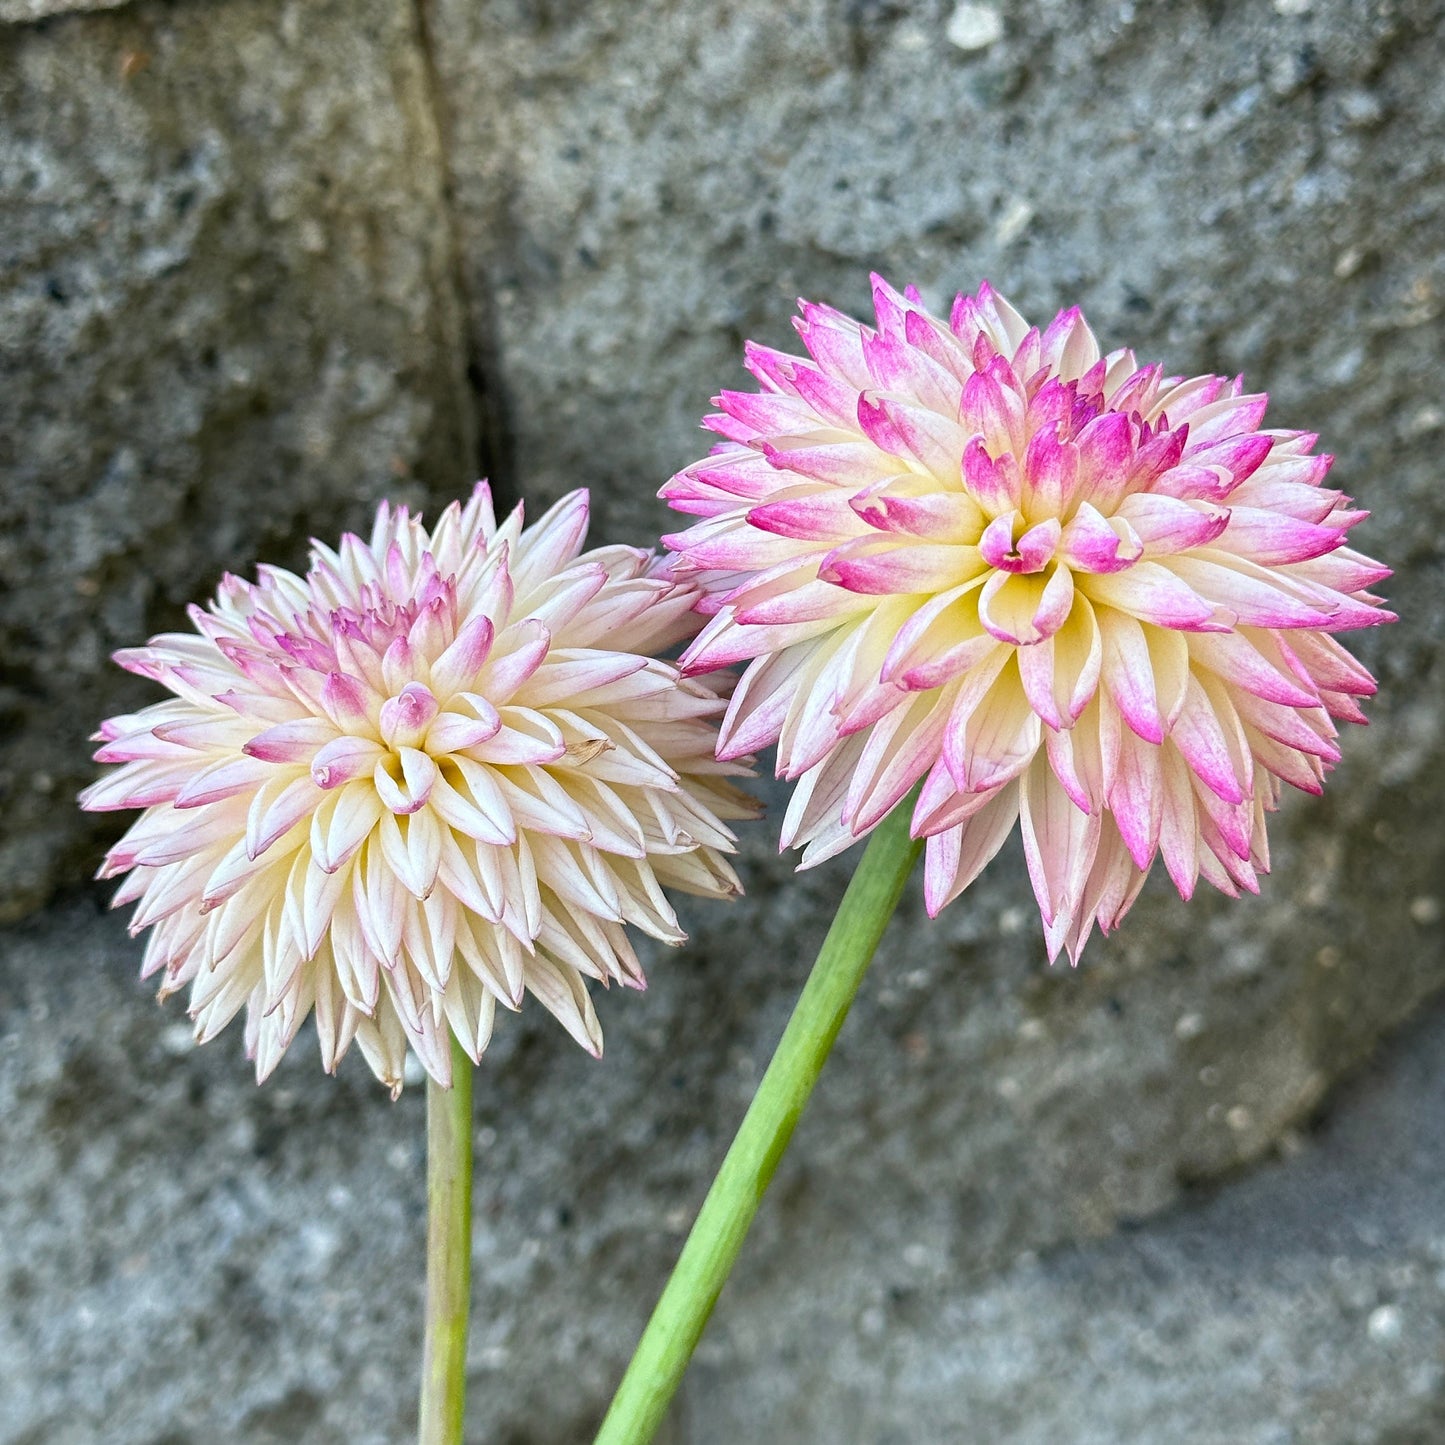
0, 0, 474, 919
5, 881, 1445, 1444
2, 0, 1443, 1440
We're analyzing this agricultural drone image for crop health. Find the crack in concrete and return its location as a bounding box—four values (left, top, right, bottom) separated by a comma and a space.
410, 0, 518, 512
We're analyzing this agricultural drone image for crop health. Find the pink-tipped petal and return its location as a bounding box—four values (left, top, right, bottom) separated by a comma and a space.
82, 485, 755, 1091
654, 278, 1390, 964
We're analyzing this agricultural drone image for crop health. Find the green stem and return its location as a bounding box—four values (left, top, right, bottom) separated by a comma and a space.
418, 1037, 474, 1445
595, 801, 924, 1445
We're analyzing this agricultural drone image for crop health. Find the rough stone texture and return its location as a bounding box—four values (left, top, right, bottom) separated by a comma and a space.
0, 1, 125, 23
432, 0, 1445, 549
4, 0, 1445, 1441
0, 0, 127, 21
7, 899, 1445, 1445
0, 1, 127, 26
0, 0, 476, 920
681, 988, 1445, 1445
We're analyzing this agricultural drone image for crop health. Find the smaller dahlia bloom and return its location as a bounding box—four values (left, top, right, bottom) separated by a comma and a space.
81, 485, 755, 1093
663, 277, 1393, 962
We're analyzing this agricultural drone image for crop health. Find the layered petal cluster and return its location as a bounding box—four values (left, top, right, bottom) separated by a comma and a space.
82, 485, 756, 1092
663, 278, 1393, 962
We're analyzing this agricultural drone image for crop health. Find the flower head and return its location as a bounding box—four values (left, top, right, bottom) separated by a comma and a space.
82, 485, 755, 1092
663, 277, 1393, 962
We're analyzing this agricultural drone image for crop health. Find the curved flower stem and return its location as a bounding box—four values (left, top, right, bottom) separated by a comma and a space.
418, 1037, 474, 1445
595, 801, 924, 1445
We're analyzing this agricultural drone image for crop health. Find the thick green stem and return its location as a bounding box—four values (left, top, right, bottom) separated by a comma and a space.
418, 1037, 474, 1445
595, 802, 924, 1445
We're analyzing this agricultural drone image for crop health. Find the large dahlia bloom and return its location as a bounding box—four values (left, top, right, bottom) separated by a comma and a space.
81, 486, 755, 1092
663, 278, 1392, 962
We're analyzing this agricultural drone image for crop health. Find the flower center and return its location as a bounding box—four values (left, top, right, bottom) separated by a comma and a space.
379, 682, 440, 749
372, 745, 437, 815
978, 511, 1061, 575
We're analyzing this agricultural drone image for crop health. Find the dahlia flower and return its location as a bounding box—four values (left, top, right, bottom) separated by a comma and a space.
663, 278, 1392, 962
81, 485, 755, 1092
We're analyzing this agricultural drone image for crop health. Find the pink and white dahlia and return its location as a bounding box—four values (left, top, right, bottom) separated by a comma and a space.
663, 277, 1393, 962
81, 485, 755, 1092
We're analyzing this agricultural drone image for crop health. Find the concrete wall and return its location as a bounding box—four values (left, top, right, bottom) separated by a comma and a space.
2, 1, 1443, 1440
